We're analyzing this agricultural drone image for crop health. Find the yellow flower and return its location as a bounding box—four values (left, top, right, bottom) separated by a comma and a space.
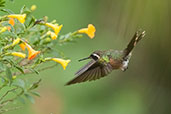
78, 24, 96, 39
45, 23, 63, 35
47, 31, 57, 40
31, 5, 37, 11
0, 27, 8, 33
8, 14, 26, 24
12, 38, 21, 46
51, 58, 71, 70
25, 43, 40, 60
19, 43, 26, 51
11, 52, 26, 58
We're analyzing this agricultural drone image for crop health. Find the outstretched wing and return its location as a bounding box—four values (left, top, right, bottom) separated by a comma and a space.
65, 60, 113, 85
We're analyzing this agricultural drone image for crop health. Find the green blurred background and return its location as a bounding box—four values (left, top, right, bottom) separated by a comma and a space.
4, 0, 171, 114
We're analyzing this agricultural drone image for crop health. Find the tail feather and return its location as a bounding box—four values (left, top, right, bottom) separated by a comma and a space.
123, 30, 145, 59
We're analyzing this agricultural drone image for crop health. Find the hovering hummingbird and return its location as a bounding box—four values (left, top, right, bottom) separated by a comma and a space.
66, 30, 146, 85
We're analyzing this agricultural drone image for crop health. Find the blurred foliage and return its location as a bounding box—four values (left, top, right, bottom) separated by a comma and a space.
0, 0, 5, 7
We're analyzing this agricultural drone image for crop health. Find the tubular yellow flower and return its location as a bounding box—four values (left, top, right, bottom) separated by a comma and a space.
8, 14, 26, 24
47, 31, 57, 40
11, 52, 26, 58
45, 23, 63, 35
51, 58, 71, 70
12, 38, 21, 46
19, 43, 26, 51
78, 24, 96, 39
25, 43, 40, 60
0, 27, 8, 33
31, 5, 37, 11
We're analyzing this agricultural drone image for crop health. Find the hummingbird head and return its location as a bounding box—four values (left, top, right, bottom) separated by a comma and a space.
78, 51, 102, 62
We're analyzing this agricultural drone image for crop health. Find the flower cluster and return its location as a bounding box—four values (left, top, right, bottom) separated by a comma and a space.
0, 6, 96, 71
0, 4, 96, 111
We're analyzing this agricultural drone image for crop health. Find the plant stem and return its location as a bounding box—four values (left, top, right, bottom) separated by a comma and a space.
0, 88, 24, 109
0, 87, 18, 103
0, 106, 22, 114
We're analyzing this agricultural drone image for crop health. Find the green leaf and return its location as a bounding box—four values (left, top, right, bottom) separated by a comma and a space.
3, 59, 15, 65
0, 76, 7, 85
12, 79, 25, 89
24, 93, 35, 103
0, 0, 5, 7
20, 5, 26, 14
0, 77, 5, 83
17, 96, 25, 104
14, 65, 24, 74
0, 8, 14, 14
5, 67, 12, 83
29, 79, 41, 90
73, 34, 83, 38
27, 16, 36, 28
0, 62, 5, 71
20, 5, 31, 14
30, 91, 40, 97
30, 68, 39, 75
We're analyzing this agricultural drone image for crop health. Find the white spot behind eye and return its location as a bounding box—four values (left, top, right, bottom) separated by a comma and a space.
92, 53, 100, 59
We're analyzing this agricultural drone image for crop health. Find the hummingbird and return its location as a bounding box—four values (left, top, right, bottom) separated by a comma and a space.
66, 30, 146, 85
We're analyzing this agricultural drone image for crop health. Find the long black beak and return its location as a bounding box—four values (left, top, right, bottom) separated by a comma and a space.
78, 56, 90, 62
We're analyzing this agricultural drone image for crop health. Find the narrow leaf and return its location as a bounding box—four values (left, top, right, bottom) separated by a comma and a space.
0, 62, 5, 71
14, 65, 24, 74
6, 67, 12, 83
30, 91, 40, 97
29, 79, 41, 90
0, 8, 14, 14
30, 68, 39, 74
12, 79, 25, 88
24, 94, 35, 103
17, 96, 25, 104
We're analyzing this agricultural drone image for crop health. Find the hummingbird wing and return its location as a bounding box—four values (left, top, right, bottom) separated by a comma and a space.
75, 60, 97, 76
65, 60, 113, 85
123, 30, 145, 58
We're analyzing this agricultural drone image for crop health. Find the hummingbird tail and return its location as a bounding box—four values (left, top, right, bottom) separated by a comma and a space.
123, 30, 146, 59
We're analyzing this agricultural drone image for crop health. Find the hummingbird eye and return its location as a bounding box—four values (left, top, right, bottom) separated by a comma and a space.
91, 53, 100, 60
